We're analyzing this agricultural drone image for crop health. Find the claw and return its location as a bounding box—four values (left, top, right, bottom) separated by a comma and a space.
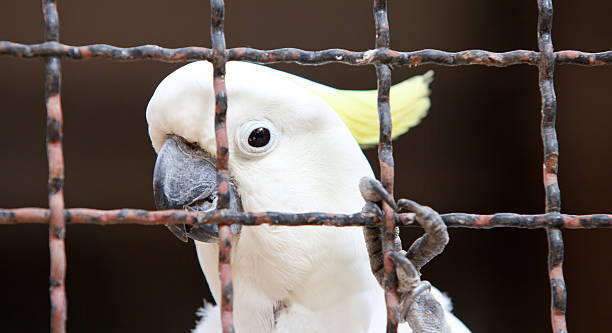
389, 252, 425, 298
398, 199, 444, 231
359, 177, 397, 210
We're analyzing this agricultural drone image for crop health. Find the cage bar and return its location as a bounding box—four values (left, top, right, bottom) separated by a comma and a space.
3, 42, 612, 68
209, 0, 234, 331
372, 0, 402, 331
536, 1, 568, 332
1, 208, 612, 229
41, 1, 67, 333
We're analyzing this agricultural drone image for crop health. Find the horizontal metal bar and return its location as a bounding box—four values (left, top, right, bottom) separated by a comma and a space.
2, 41, 612, 67
0, 42, 212, 62
556, 50, 612, 66
1, 208, 611, 229
438, 212, 611, 229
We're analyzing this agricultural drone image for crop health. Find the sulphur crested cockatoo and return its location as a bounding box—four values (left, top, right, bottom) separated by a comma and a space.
146, 61, 470, 333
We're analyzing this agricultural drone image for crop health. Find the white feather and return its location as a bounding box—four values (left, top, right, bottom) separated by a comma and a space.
192, 302, 221, 333
147, 61, 470, 333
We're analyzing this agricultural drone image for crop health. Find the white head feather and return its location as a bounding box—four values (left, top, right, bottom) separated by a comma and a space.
147, 61, 374, 214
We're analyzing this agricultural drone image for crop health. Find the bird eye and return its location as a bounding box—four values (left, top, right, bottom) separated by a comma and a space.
237, 119, 279, 156
248, 127, 271, 147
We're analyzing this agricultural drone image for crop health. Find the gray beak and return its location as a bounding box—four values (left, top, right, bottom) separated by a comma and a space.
153, 135, 242, 242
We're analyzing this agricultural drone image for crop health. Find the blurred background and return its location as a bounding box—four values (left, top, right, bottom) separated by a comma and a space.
1, 0, 611, 332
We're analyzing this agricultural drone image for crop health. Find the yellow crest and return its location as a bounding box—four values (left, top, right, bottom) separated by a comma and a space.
285, 70, 433, 146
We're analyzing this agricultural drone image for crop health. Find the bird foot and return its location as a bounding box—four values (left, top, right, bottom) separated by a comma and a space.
359, 177, 450, 332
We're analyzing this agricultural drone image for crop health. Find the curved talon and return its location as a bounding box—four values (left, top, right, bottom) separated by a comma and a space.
359, 177, 397, 210
390, 251, 431, 304
397, 199, 429, 216
397, 199, 440, 224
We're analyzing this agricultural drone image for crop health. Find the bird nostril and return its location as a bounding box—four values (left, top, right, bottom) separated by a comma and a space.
185, 194, 217, 212
193, 195, 215, 206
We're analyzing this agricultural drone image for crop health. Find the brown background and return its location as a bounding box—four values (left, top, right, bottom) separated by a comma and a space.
1, 1, 611, 332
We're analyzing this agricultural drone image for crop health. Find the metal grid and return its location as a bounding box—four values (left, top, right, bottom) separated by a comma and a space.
1, 0, 612, 332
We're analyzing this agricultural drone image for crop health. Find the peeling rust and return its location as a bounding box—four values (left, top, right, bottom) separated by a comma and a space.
46, 117, 62, 142
51, 226, 65, 240
48, 177, 64, 194
544, 153, 559, 172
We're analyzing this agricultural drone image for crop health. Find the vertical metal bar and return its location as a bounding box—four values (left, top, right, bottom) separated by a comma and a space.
373, 1, 400, 332
537, 1, 568, 332
210, 0, 234, 332
42, 1, 67, 333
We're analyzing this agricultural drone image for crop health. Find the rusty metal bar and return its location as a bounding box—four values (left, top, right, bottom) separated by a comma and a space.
437, 213, 611, 229
2, 208, 612, 229
209, 0, 234, 332
2, 41, 612, 67
0, 42, 212, 62
373, 0, 400, 331
555, 50, 612, 66
42, 1, 67, 333
537, 1, 568, 332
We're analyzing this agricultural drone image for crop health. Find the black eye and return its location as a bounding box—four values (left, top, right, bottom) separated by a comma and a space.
248, 127, 271, 148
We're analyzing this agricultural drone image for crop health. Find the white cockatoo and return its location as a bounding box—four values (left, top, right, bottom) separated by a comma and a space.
146, 61, 470, 333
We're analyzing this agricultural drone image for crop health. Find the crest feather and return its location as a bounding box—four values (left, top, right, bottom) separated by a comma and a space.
285, 70, 433, 146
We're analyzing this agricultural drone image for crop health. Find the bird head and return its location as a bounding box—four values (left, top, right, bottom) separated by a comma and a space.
147, 61, 375, 241
146, 61, 432, 242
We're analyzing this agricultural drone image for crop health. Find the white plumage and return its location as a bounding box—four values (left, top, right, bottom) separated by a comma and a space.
146, 61, 470, 333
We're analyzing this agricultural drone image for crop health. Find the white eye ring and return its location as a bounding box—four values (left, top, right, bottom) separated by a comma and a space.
236, 119, 279, 156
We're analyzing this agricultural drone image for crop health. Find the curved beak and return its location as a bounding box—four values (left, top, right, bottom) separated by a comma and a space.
153, 135, 242, 242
